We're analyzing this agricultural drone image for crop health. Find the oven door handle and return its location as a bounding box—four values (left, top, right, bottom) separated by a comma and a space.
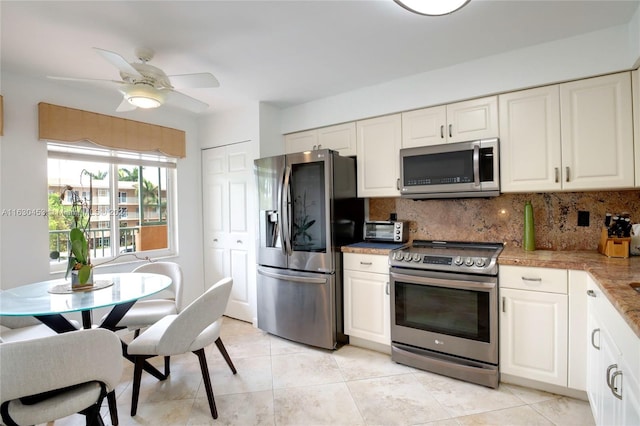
390, 271, 496, 291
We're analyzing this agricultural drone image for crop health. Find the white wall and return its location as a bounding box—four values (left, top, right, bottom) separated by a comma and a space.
281, 23, 640, 133
0, 72, 205, 306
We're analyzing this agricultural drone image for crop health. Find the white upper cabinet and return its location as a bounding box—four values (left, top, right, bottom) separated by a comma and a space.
500, 72, 634, 192
317, 122, 356, 156
284, 122, 356, 156
499, 85, 562, 192
356, 113, 402, 197
560, 72, 634, 191
284, 129, 317, 153
401, 96, 498, 148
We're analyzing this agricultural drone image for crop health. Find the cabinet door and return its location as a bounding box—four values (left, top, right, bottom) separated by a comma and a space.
568, 270, 588, 391
499, 86, 562, 192
317, 122, 356, 156
343, 269, 390, 345
500, 288, 568, 386
356, 114, 402, 197
284, 130, 318, 154
446, 96, 499, 143
560, 72, 634, 190
401, 106, 447, 148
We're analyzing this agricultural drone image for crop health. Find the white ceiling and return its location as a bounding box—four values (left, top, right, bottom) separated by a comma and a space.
2, 0, 639, 115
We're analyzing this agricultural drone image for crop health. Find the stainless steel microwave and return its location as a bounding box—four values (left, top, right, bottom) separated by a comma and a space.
399, 138, 500, 199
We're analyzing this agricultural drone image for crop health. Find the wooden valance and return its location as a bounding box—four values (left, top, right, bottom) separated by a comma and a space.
38, 102, 186, 158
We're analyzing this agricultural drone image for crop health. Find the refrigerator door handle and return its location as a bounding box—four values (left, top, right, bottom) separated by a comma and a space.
257, 267, 327, 284
281, 165, 293, 255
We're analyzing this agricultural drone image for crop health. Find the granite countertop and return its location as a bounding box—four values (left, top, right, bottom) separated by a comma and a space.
343, 243, 640, 338
500, 246, 640, 339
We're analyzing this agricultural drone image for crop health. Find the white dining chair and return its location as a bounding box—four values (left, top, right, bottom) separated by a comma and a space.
0, 328, 123, 426
114, 261, 184, 335
126, 277, 236, 419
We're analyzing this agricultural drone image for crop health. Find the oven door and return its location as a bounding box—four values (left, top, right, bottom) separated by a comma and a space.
390, 268, 498, 365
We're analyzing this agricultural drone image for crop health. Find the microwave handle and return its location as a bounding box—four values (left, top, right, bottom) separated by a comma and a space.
473, 144, 480, 187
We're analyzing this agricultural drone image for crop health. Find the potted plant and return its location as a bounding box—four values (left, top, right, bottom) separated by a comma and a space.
61, 171, 94, 287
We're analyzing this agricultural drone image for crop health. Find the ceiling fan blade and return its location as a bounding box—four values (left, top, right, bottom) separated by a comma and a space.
48, 75, 124, 85
165, 89, 209, 113
116, 98, 137, 112
168, 73, 220, 89
94, 47, 142, 77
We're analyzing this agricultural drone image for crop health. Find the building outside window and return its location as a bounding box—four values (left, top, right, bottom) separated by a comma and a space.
47, 143, 177, 271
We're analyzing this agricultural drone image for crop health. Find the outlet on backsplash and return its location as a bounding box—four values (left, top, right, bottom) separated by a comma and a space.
577, 211, 590, 227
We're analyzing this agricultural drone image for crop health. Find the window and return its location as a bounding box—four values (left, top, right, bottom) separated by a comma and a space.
47, 143, 177, 271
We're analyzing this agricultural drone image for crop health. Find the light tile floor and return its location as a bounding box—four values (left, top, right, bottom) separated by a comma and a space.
50, 317, 595, 426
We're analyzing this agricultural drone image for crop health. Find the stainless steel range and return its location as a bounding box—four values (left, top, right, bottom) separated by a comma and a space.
389, 240, 503, 388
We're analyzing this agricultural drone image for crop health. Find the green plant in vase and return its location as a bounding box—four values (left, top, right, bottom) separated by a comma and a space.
61, 171, 94, 287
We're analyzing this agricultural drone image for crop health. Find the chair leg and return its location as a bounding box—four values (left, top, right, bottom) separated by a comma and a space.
130, 356, 147, 416
215, 337, 237, 374
164, 355, 171, 376
194, 348, 217, 419
107, 390, 119, 425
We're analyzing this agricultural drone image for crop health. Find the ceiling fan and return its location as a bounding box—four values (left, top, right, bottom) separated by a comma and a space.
48, 47, 219, 113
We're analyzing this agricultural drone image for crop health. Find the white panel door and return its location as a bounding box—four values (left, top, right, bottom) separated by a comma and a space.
202, 142, 254, 321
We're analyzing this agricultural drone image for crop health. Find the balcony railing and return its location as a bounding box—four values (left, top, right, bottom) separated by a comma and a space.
49, 226, 139, 261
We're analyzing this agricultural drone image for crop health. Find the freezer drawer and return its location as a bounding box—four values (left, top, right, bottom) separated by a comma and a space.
257, 266, 337, 349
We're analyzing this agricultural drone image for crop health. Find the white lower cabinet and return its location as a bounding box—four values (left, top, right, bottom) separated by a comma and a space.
343, 253, 390, 346
586, 275, 640, 426
499, 265, 569, 386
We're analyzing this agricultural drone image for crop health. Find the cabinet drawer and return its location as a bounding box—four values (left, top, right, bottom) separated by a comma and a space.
499, 265, 567, 294
344, 253, 389, 274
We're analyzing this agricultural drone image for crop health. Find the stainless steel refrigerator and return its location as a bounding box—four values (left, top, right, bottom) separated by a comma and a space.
255, 149, 363, 349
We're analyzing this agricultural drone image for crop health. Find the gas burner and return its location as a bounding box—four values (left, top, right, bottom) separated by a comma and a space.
389, 240, 503, 276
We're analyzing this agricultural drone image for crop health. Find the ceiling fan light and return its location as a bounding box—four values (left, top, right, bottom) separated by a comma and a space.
124, 84, 165, 109
394, 0, 470, 16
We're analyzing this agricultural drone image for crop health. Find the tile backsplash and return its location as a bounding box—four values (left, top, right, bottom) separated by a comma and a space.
369, 190, 640, 251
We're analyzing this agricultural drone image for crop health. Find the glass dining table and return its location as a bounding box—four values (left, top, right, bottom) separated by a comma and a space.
0, 272, 172, 332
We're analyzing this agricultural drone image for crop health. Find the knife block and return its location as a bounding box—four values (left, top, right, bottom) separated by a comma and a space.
598, 228, 630, 258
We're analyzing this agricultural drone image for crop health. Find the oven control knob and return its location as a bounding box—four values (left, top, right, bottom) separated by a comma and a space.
464, 257, 474, 266
453, 256, 463, 266
392, 252, 401, 261
403, 253, 412, 261
412, 253, 421, 262
474, 258, 486, 267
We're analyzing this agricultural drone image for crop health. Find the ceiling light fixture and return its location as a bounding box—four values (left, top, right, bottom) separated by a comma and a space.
394, 0, 471, 16
124, 83, 165, 109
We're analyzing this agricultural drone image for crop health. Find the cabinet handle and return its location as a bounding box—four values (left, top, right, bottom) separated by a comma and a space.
587, 289, 596, 298
237, 240, 243, 244
396, 178, 400, 190
440, 125, 444, 139
521, 276, 542, 282
611, 370, 623, 400
606, 364, 618, 391
554, 167, 559, 183
386, 282, 390, 295
502, 296, 506, 313
591, 328, 600, 350
448, 124, 452, 138
566, 166, 570, 182
360, 261, 373, 266
318, 144, 322, 149
313, 145, 317, 150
